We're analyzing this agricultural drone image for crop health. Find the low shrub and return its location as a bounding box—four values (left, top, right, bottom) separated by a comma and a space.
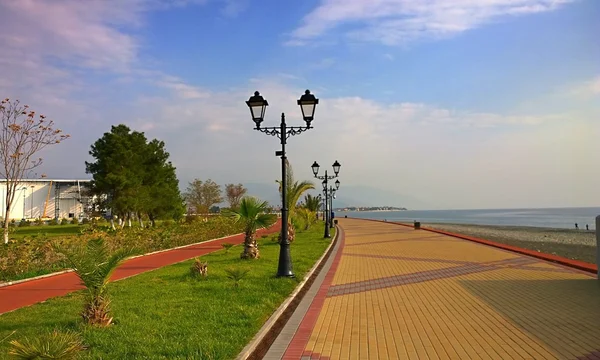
8, 329, 85, 360
0, 216, 245, 282
60, 218, 69, 225
18, 221, 30, 227
71, 218, 79, 225
48, 218, 59, 226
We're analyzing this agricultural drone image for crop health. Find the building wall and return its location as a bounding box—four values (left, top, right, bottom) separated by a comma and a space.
0, 180, 91, 220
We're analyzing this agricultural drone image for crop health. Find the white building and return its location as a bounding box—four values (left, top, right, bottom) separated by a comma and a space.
0, 179, 92, 220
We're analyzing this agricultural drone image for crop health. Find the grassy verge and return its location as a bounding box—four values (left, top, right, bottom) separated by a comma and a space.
0, 223, 332, 359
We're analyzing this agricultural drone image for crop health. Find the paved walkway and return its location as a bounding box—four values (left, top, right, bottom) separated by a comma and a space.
0, 222, 280, 314
271, 218, 600, 360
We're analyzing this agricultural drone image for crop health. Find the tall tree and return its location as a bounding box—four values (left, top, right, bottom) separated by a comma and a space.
0, 99, 70, 243
276, 159, 314, 242
184, 179, 222, 215
225, 183, 247, 210
85, 125, 183, 228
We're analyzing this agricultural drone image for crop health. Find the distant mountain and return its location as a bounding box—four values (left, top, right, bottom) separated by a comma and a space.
239, 183, 431, 210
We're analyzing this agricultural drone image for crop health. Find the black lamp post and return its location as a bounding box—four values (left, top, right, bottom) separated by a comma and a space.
312, 160, 341, 238
246, 89, 319, 278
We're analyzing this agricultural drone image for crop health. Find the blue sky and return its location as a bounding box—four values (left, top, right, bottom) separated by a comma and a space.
0, 0, 598, 209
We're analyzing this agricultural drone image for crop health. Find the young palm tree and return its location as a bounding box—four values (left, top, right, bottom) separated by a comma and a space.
304, 194, 320, 211
276, 159, 315, 242
57, 238, 134, 326
223, 196, 277, 259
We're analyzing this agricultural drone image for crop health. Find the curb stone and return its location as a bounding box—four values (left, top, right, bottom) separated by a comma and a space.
236, 226, 340, 360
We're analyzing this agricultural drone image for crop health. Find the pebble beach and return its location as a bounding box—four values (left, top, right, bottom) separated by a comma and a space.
423, 223, 597, 265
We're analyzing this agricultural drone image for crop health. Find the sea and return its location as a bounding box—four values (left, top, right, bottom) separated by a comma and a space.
335, 207, 600, 230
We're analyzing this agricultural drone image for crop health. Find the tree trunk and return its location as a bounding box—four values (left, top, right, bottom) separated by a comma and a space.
110, 218, 116, 230
3, 212, 9, 244
127, 213, 132, 228
240, 230, 259, 259
149, 213, 156, 227
278, 221, 296, 243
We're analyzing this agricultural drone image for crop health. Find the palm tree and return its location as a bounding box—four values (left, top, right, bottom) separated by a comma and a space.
56, 238, 134, 326
276, 159, 315, 242
304, 194, 321, 212
223, 196, 277, 259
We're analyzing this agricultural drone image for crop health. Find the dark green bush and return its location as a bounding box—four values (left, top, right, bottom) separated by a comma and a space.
48, 218, 59, 226
71, 218, 79, 225
60, 218, 69, 225
19, 220, 30, 227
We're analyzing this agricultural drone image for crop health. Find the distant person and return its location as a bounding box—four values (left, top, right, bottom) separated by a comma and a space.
331, 211, 335, 220
586, 224, 589, 231
575, 223, 578, 230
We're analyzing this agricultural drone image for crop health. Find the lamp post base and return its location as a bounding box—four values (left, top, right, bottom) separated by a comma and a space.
276, 243, 295, 278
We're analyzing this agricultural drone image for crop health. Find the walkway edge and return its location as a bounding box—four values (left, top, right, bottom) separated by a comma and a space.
236, 227, 340, 360
0, 224, 277, 289
350, 217, 597, 274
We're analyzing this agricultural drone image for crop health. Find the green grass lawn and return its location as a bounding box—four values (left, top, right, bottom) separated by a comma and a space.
0, 223, 333, 359
10, 224, 82, 240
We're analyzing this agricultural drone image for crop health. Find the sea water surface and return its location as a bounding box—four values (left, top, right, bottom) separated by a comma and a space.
336, 207, 600, 230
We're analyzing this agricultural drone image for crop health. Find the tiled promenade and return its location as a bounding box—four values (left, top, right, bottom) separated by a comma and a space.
278, 218, 600, 360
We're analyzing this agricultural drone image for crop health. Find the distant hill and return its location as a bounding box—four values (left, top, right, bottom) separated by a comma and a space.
239, 183, 431, 210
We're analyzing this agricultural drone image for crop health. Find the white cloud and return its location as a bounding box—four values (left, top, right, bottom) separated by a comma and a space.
567, 75, 600, 98
1, 0, 597, 210
289, 0, 575, 45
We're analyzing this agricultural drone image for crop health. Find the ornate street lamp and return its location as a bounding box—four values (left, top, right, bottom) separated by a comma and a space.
246, 90, 319, 278
312, 160, 341, 238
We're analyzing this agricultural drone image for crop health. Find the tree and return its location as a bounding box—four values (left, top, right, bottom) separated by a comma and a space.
0, 99, 70, 244
225, 183, 247, 210
184, 179, 222, 215
304, 194, 321, 212
85, 125, 184, 228
56, 238, 133, 326
276, 159, 314, 242
223, 196, 277, 259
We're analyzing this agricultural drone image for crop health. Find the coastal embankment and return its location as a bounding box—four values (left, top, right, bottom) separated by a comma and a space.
423, 223, 597, 264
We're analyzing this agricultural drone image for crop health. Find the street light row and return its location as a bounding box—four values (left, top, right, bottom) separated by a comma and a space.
245, 89, 340, 278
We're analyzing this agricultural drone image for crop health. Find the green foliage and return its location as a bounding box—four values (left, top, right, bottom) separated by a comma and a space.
296, 208, 317, 230
276, 159, 314, 241
0, 217, 245, 283
85, 124, 185, 224
18, 221, 30, 228
8, 330, 84, 360
71, 217, 79, 225
60, 218, 69, 226
222, 197, 277, 259
81, 218, 90, 225
221, 243, 234, 253
0, 225, 332, 359
224, 267, 250, 287
55, 238, 135, 326
303, 194, 321, 212
48, 218, 58, 226
34, 218, 44, 226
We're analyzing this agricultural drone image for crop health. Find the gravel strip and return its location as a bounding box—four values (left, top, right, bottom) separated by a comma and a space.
423, 223, 597, 265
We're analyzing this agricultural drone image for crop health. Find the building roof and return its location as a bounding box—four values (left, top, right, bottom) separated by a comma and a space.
0, 179, 92, 183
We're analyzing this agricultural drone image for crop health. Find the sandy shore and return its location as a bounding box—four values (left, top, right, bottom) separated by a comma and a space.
422, 223, 597, 265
